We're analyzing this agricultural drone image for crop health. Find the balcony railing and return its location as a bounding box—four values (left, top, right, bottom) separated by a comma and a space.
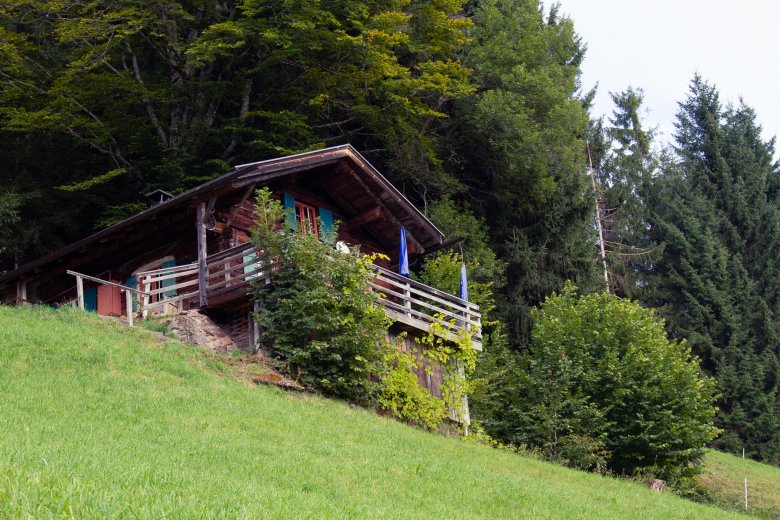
137, 262, 199, 316
369, 265, 481, 350
134, 243, 481, 348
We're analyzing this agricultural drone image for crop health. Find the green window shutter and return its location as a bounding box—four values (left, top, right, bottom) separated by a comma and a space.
161, 259, 177, 298
318, 207, 335, 243
282, 192, 298, 231
84, 287, 97, 312
125, 275, 138, 311
244, 253, 259, 280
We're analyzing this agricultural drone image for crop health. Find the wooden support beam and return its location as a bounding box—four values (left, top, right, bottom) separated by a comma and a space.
342, 207, 384, 233
232, 163, 330, 188
224, 183, 256, 229
321, 179, 360, 216
66, 270, 149, 295
343, 165, 424, 252
403, 279, 412, 318
205, 195, 218, 216
16, 279, 27, 306
125, 289, 134, 327
196, 202, 209, 307
76, 276, 84, 310
252, 300, 261, 354
141, 275, 151, 319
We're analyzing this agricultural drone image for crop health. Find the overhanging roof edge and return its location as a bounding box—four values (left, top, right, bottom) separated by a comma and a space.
0, 144, 443, 285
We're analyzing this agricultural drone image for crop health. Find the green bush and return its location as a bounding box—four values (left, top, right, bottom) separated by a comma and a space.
487, 283, 720, 483
251, 189, 392, 403
251, 188, 478, 429
378, 319, 479, 430
416, 250, 496, 322
416, 317, 478, 425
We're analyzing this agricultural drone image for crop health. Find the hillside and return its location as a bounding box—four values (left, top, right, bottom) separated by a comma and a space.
0, 306, 754, 518
699, 450, 780, 518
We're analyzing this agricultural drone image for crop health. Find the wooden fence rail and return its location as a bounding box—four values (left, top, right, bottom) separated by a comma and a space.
66, 270, 150, 327
370, 265, 482, 349
72, 242, 481, 347
204, 245, 272, 301
137, 263, 199, 317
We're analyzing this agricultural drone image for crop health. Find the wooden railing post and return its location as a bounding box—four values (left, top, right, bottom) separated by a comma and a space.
124, 289, 134, 327
142, 275, 151, 319
404, 280, 412, 318
76, 275, 85, 310
67, 270, 150, 323
16, 280, 28, 306
369, 265, 481, 347
196, 202, 208, 307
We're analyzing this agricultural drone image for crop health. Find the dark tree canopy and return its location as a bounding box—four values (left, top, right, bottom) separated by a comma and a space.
0, 0, 474, 262
442, 0, 597, 347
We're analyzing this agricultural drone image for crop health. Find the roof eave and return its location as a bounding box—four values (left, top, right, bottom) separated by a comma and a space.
0, 144, 444, 285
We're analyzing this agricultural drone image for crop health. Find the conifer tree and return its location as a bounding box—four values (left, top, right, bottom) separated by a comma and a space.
587, 87, 658, 297
646, 76, 780, 462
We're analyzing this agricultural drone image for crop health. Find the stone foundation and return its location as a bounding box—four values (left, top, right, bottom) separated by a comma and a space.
166, 310, 238, 353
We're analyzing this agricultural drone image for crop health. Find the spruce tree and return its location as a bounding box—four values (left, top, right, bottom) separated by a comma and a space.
646, 76, 780, 462
588, 87, 658, 297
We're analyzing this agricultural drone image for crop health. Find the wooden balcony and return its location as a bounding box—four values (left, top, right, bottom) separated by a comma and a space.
369, 265, 481, 350
134, 243, 481, 349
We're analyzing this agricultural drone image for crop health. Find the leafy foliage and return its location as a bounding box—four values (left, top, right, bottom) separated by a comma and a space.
478, 283, 720, 483
418, 316, 478, 424
251, 188, 478, 430
417, 250, 496, 324
250, 189, 392, 403
443, 0, 597, 346
0, 191, 22, 259
0, 0, 473, 269
378, 350, 449, 431
379, 314, 479, 430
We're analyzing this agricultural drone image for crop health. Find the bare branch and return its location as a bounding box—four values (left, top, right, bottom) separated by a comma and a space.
222, 78, 252, 159
125, 41, 168, 146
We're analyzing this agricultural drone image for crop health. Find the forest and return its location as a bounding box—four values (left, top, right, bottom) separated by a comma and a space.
1, 0, 778, 471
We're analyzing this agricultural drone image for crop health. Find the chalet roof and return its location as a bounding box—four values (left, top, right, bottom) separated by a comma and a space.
0, 144, 443, 286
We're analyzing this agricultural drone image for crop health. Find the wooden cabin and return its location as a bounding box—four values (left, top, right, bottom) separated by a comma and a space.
0, 145, 480, 417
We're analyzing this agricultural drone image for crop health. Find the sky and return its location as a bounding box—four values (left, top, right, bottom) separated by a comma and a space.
555, 0, 780, 149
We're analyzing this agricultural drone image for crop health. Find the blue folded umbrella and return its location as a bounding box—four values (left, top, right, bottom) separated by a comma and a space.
399, 227, 410, 277
459, 263, 468, 302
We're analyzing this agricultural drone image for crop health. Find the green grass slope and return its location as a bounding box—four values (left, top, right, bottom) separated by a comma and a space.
0, 306, 752, 519
698, 449, 780, 518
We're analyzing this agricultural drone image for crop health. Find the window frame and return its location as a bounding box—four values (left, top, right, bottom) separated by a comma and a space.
294, 201, 320, 236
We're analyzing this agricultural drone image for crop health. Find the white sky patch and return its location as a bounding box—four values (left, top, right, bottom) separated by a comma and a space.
555, 0, 780, 151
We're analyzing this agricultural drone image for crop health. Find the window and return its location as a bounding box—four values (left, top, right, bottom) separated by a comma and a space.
295, 201, 319, 236
281, 192, 333, 240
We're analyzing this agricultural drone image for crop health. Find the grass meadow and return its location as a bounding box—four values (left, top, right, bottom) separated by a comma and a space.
0, 306, 759, 518
697, 449, 780, 518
